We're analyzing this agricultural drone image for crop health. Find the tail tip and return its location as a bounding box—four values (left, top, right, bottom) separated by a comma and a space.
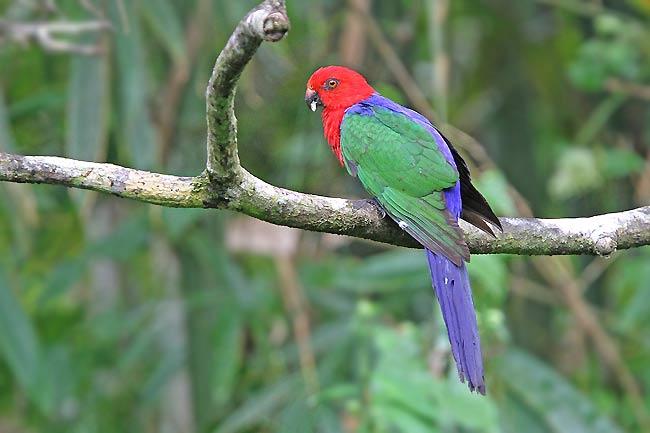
465, 377, 487, 395
460, 372, 487, 395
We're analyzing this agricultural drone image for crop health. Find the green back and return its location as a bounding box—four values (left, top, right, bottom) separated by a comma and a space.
340, 106, 470, 265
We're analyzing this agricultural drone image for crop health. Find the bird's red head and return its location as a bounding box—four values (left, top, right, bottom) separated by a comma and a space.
305, 66, 375, 112
305, 66, 375, 165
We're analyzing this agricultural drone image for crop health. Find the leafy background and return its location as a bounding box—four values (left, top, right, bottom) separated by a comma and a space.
1, 0, 650, 432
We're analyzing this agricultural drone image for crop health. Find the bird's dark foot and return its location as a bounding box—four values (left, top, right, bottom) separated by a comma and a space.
352, 198, 386, 218
368, 198, 386, 219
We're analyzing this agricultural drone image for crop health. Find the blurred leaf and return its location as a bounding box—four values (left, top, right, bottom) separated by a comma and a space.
118, 316, 160, 371
496, 349, 624, 433
110, 0, 159, 170
0, 89, 38, 238
283, 320, 352, 366
632, 0, 650, 13
568, 42, 610, 91
0, 88, 17, 152
595, 14, 624, 36
6, 89, 64, 120
211, 299, 243, 408
278, 399, 317, 433
549, 147, 602, 200
161, 207, 205, 241
569, 30, 642, 92
317, 383, 358, 402
36, 346, 76, 416
214, 376, 301, 433
38, 257, 89, 305
372, 327, 438, 420
86, 213, 150, 260
333, 250, 429, 293
312, 406, 342, 433
0, 271, 41, 401
374, 82, 407, 105
375, 405, 439, 433
609, 252, 650, 332
475, 169, 518, 216
140, 0, 186, 63
499, 392, 548, 433
66, 52, 109, 162
142, 350, 184, 403
467, 254, 509, 303
575, 95, 625, 146
600, 148, 645, 179
370, 324, 500, 433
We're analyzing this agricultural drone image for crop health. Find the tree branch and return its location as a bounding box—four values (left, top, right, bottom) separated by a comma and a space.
205, 0, 289, 180
0, 0, 649, 258
0, 153, 207, 207
2, 152, 649, 256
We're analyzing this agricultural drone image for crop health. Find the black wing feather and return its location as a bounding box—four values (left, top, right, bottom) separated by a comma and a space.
440, 133, 502, 236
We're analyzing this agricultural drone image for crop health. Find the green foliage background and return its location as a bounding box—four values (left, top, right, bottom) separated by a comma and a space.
1, 0, 650, 432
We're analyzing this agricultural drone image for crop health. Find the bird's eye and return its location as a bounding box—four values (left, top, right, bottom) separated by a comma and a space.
325, 79, 339, 90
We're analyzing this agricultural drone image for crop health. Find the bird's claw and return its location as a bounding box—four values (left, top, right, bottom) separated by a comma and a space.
352, 198, 386, 219
368, 198, 386, 219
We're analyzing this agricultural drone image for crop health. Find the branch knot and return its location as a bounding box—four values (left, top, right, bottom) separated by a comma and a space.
245, 0, 290, 42
262, 12, 290, 42
594, 234, 617, 257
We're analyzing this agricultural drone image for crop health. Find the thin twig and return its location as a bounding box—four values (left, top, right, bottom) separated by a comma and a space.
340, 0, 370, 68
578, 256, 617, 294
536, 0, 606, 16
510, 276, 560, 305
427, 0, 449, 120
79, 0, 104, 19
0, 19, 111, 55
635, 150, 650, 205
606, 78, 650, 102
158, 0, 211, 164
276, 256, 320, 393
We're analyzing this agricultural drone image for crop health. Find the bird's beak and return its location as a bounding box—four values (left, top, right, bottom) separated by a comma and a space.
305, 88, 322, 112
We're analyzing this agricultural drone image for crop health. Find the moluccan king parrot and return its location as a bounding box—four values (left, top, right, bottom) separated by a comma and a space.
305, 66, 501, 394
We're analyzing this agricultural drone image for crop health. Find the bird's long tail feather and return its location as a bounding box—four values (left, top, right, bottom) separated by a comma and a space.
426, 249, 485, 394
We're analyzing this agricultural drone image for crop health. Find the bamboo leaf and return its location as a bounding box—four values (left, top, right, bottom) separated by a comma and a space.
211, 300, 243, 409
0, 89, 39, 237
496, 349, 624, 433
214, 376, 301, 433
140, 0, 186, 63
66, 52, 109, 163
110, 0, 159, 170
0, 88, 17, 152
0, 271, 41, 400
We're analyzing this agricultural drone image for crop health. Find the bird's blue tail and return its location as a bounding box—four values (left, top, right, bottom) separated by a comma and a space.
426, 249, 485, 394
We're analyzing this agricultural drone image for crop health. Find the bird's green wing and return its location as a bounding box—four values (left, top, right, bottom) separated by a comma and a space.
341, 107, 469, 265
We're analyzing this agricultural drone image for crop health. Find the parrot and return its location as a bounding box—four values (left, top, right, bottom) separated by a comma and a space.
305, 66, 501, 394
